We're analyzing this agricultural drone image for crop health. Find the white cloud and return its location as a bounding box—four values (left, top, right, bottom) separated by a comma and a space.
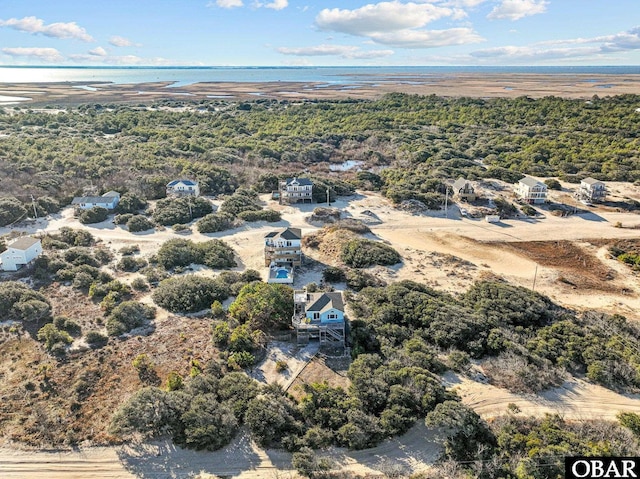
108, 35, 140, 47
2, 47, 64, 62
370, 27, 483, 47
487, 0, 548, 21
466, 26, 640, 63
278, 44, 393, 59
254, 0, 288, 10
314, 1, 484, 49
210, 0, 244, 8
316, 2, 454, 36
0, 16, 94, 42
88, 47, 108, 56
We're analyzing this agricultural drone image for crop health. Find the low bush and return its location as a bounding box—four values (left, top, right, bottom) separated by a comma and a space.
152, 197, 212, 226
117, 256, 148, 272
196, 213, 233, 233
342, 239, 401, 268
79, 207, 109, 224
153, 276, 230, 313
85, 331, 108, 348
238, 209, 281, 222
155, 238, 236, 270
127, 215, 154, 232
106, 301, 156, 336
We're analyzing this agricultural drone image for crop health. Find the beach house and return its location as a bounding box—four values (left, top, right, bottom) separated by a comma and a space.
292, 290, 345, 346
279, 177, 313, 204
515, 177, 547, 204
579, 177, 606, 203
264, 228, 302, 284
71, 191, 121, 210
166, 179, 200, 197
0, 237, 42, 271
452, 178, 476, 202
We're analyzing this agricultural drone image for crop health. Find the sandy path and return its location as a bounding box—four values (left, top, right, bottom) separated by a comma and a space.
446, 372, 640, 421
0, 422, 442, 479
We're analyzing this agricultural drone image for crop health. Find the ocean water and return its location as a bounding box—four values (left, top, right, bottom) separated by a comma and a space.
1, 66, 639, 87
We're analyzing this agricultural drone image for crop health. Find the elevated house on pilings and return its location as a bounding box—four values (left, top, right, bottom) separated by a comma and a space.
293, 290, 346, 351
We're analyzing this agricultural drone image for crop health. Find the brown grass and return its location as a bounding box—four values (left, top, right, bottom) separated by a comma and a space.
488, 240, 620, 293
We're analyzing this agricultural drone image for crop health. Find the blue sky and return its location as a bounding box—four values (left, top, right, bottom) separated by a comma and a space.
0, 0, 639, 66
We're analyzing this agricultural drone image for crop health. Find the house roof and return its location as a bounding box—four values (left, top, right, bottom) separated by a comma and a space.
167, 179, 198, 187
8, 236, 40, 250
519, 176, 545, 188
453, 178, 472, 191
265, 227, 302, 240
72, 196, 115, 204
306, 292, 344, 314
102, 191, 120, 198
285, 177, 313, 187
582, 177, 604, 186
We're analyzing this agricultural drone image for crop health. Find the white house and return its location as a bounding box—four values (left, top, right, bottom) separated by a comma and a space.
279, 177, 313, 204
515, 177, 547, 204
0, 237, 42, 271
264, 228, 302, 267
579, 177, 606, 203
71, 191, 121, 210
166, 179, 200, 197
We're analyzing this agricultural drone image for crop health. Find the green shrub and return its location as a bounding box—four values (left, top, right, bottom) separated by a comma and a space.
238, 209, 281, 222
115, 193, 147, 214
79, 207, 109, 224
342, 239, 401, 268
229, 282, 293, 331
152, 196, 212, 226
180, 395, 238, 450
106, 301, 156, 336
196, 213, 233, 233
127, 215, 154, 232
131, 278, 149, 291
119, 245, 140, 255
117, 256, 148, 272
165, 371, 184, 391
152, 276, 230, 313
521, 204, 537, 216
0, 281, 51, 322
323, 266, 346, 283
219, 189, 261, 217
85, 330, 108, 348
37, 323, 73, 352
545, 178, 562, 190
114, 213, 133, 225
155, 238, 236, 270
0, 197, 27, 226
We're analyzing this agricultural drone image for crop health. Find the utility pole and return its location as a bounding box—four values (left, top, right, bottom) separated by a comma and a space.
532, 264, 538, 291
30, 194, 38, 219
444, 187, 449, 218
326, 187, 330, 206
187, 195, 193, 220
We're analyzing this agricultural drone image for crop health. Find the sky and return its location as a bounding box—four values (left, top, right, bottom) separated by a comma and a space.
0, 0, 639, 66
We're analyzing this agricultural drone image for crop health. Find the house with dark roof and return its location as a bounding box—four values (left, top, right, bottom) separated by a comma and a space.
71, 191, 121, 210
293, 290, 345, 346
264, 227, 302, 267
452, 178, 476, 202
166, 179, 200, 197
579, 177, 606, 203
279, 177, 313, 204
0, 236, 42, 271
515, 177, 547, 204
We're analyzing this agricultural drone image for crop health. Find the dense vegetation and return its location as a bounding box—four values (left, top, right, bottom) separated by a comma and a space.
1, 94, 639, 217
154, 238, 236, 270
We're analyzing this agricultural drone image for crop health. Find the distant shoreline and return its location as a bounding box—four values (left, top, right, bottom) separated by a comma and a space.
1, 73, 640, 106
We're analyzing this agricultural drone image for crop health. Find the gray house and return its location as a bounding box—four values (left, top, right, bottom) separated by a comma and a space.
279, 177, 313, 204
579, 177, 606, 203
452, 178, 476, 202
71, 191, 121, 210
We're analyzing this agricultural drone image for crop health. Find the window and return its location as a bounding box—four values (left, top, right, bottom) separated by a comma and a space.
312, 312, 320, 320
